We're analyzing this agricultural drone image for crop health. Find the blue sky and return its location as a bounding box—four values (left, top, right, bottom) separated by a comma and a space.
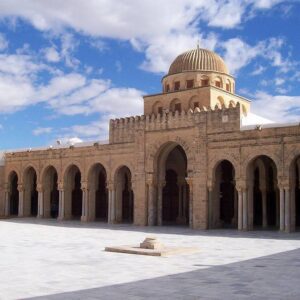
0, 0, 299, 149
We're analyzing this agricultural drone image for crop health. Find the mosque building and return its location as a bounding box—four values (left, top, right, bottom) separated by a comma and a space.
1, 47, 300, 232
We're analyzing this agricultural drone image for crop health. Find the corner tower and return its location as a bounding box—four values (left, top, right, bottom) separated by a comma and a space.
143, 47, 250, 117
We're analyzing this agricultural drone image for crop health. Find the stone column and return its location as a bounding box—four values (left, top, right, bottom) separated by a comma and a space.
242, 189, 248, 230
261, 188, 267, 228
37, 184, 44, 218
18, 184, 24, 217
81, 182, 89, 222
4, 187, 9, 217
58, 183, 64, 220
279, 187, 285, 231
147, 180, 155, 226
107, 181, 115, 224
186, 177, 193, 228
157, 180, 165, 226
285, 187, 290, 233
247, 183, 253, 230
207, 184, 213, 229
238, 188, 243, 230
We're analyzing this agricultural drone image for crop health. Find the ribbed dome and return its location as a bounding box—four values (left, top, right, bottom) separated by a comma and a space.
168, 47, 229, 75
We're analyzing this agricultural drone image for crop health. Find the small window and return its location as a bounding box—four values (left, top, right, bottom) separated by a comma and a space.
201, 79, 209, 86
158, 107, 163, 114
175, 103, 181, 112
226, 83, 230, 92
186, 79, 194, 89
215, 81, 221, 88
166, 84, 170, 92
174, 81, 180, 91
193, 102, 199, 109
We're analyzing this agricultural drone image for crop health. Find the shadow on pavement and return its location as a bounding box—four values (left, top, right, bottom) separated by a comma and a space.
25, 248, 300, 300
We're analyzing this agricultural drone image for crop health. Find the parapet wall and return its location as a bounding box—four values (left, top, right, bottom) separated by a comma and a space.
109, 102, 241, 143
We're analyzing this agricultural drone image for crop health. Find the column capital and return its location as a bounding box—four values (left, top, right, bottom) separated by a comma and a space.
207, 179, 214, 191
81, 181, 88, 191
236, 179, 247, 192
106, 180, 115, 191
36, 184, 43, 193
58, 182, 64, 190
185, 177, 193, 187
17, 184, 24, 192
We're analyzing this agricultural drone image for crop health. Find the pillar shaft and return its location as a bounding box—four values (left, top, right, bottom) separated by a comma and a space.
58, 189, 64, 220
18, 187, 24, 217
285, 188, 290, 232
242, 190, 248, 230
238, 190, 243, 230
280, 188, 285, 231
4, 191, 9, 217
37, 190, 44, 218
147, 183, 155, 226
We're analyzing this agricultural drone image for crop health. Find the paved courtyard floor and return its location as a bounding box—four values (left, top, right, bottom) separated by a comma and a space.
1, 219, 300, 299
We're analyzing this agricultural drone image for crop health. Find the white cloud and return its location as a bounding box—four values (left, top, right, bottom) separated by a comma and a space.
252, 91, 300, 123
33, 127, 52, 136
0, 33, 8, 51
0, 0, 284, 75
43, 46, 60, 62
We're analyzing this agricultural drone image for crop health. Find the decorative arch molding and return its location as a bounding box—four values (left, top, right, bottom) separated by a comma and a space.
86, 161, 109, 180
6, 168, 21, 183
22, 163, 39, 182
208, 155, 240, 183
62, 161, 84, 182
146, 136, 194, 174
112, 164, 134, 184
40, 164, 60, 183
242, 150, 282, 179
285, 147, 300, 178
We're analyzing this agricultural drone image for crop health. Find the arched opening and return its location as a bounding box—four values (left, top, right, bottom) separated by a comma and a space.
211, 160, 237, 228
189, 95, 200, 110
290, 156, 300, 229
217, 96, 225, 108
64, 165, 82, 220
170, 98, 181, 113
115, 166, 134, 223
152, 101, 163, 115
23, 167, 38, 217
201, 75, 209, 87
8, 171, 19, 216
157, 143, 189, 226
88, 163, 108, 221
42, 166, 59, 218
226, 79, 231, 92
247, 156, 279, 229
215, 77, 223, 88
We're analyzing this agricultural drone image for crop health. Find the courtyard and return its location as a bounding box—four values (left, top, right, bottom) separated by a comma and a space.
0, 219, 300, 299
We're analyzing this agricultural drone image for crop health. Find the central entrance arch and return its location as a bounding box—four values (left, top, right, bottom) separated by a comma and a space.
156, 143, 189, 226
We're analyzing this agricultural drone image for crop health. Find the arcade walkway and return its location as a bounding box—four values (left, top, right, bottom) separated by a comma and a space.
1, 218, 300, 299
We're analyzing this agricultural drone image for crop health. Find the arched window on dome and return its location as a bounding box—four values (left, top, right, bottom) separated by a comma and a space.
215, 76, 223, 88
226, 79, 231, 92
170, 98, 181, 113
201, 75, 209, 87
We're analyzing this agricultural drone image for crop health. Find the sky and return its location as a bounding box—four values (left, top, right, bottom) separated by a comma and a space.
0, 0, 299, 150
